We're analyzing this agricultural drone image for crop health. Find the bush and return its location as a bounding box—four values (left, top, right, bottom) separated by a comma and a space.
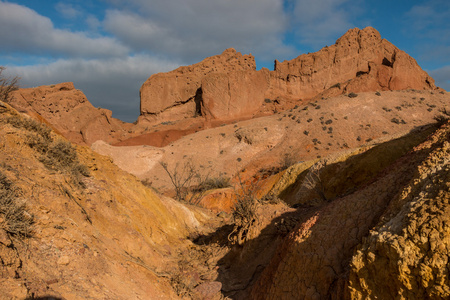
161, 162, 231, 202
0, 66, 20, 103
301, 160, 328, 202
196, 176, 231, 192
228, 176, 260, 245
0, 172, 34, 237
4, 115, 90, 186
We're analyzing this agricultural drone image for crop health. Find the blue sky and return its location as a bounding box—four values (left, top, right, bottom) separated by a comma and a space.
1, 0, 449, 122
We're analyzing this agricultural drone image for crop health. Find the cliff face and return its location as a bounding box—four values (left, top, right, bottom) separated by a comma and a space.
139, 48, 261, 123
139, 27, 437, 125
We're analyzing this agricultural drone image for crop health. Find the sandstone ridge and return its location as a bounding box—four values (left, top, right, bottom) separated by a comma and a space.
139, 27, 437, 125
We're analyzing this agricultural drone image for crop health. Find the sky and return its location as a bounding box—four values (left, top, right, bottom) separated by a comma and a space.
1, 0, 449, 122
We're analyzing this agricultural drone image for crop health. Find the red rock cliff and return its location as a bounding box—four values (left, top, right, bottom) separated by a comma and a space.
139, 27, 437, 124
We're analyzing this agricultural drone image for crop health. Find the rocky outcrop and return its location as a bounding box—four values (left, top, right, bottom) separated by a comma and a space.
139, 27, 437, 125
249, 121, 450, 299
201, 70, 270, 121
348, 127, 450, 299
8, 82, 131, 145
269, 27, 437, 100
139, 48, 257, 123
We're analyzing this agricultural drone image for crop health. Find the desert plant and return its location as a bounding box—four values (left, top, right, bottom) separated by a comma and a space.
331, 83, 341, 89
434, 114, 450, 126
0, 66, 20, 103
280, 152, 297, 170
228, 175, 260, 245
195, 176, 231, 192
160, 161, 201, 201
0, 171, 34, 237
161, 161, 231, 203
5, 116, 52, 141
348, 92, 358, 98
301, 159, 328, 202
8, 116, 91, 186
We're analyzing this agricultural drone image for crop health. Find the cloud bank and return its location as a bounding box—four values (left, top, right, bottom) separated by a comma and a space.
1, 0, 449, 121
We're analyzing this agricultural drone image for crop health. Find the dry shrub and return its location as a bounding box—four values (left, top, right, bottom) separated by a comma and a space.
4, 114, 89, 187
0, 66, 19, 103
160, 162, 230, 202
195, 176, 231, 192
301, 159, 328, 202
0, 172, 34, 237
228, 176, 260, 245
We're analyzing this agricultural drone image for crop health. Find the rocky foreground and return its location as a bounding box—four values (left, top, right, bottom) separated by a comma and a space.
1, 26, 449, 299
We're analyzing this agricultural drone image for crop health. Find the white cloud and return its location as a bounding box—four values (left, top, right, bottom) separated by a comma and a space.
55, 2, 82, 19
288, 0, 360, 48
6, 55, 179, 122
0, 1, 128, 58
103, 0, 295, 63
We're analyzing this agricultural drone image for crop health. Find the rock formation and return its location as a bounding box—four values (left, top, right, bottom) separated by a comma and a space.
249, 121, 450, 299
270, 27, 437, 101
139, 48, 260, 123
8, 82, 131, 145
139, 27, 437, 125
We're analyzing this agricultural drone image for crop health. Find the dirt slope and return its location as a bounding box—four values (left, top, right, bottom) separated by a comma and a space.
92, 89, 449, 197
0, 101, 216, 299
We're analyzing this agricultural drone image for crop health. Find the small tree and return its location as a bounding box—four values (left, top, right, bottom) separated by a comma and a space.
160, 162, 199, 201
0, 67, 20, 103
301, 159, 328, 202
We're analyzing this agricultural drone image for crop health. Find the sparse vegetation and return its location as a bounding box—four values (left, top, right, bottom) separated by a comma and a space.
0, 66, 20, 103
280, 152, 297, 170
0, 171, 34, 237
348, 92, 358, 98
434, 113, 450, 126
4, 115, 89, 186
391, 118, 406, 125
160, 161, 200, 201
301, 160, 328, 202
160, 162, 230, 202
331, 83, 341, 89
228, 176, 260, 245
194, 176, 231, 192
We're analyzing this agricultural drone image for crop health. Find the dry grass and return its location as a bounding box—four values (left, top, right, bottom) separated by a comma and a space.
0, 171, 34, 237
3, 114, 89, 187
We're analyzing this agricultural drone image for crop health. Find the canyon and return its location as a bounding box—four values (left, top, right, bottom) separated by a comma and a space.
1, 27, 449, 299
